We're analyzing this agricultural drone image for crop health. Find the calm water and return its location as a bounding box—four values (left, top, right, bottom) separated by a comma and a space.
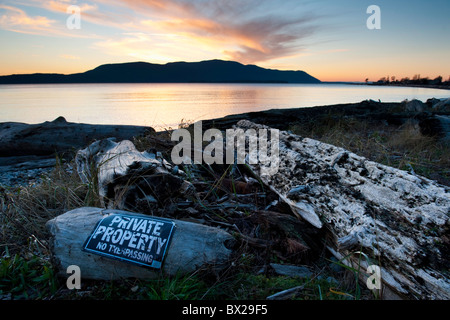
0, 83, 448, 130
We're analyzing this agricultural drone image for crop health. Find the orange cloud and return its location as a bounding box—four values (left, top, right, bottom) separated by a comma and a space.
41, 0, 133, 30
42, 0, 97, 13
0, 4, 55, 31
117, 0, 320, 64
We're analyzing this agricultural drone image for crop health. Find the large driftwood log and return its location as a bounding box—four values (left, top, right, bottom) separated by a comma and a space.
0, 116, 153, 157
46, 207, 233, 280
236, 120, 450, 300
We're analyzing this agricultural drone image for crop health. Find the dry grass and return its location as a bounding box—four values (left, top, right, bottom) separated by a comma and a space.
0, 159, 101, 257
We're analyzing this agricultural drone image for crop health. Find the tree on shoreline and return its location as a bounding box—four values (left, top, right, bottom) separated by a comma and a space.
375, 74, 448, 86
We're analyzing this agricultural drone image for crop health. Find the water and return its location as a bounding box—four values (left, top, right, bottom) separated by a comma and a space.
0, 83, 448, 130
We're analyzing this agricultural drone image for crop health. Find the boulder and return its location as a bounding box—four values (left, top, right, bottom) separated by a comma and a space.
426, 98, 441, 108
432, 98, 450, 113
402, 99, 427, 113
46, 207, 234, 280
419, 115, 450, 140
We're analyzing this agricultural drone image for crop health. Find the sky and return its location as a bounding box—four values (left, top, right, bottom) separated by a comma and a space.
0, 0, 449, 82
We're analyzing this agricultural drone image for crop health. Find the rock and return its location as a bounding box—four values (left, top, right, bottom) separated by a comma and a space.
432, 98, 450, 112
46, 207, 234, 280
328, 256, 345, 273
270, 263, 312, 278
0, 155, 57, 186
402, 99, 427, 113
75, 139, 194, 211
426, 98, 441, 108
0, 117, 153, 157
236, 120, 450, 300
326, 276, 338, 284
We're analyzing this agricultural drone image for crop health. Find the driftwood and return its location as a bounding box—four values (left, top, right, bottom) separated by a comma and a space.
236, 120, 450, 300
46, 207, 233, 280
0, 116, 152, 157
75, 139, 194, 211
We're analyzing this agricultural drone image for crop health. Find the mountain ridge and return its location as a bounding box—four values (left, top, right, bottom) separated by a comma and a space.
0, 59, 320, 84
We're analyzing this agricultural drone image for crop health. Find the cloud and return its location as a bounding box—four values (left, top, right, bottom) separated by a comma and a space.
114, 0, 321, 64
0, 3, 98, 38
38, 0, 133, 30
2, 0, 322, 64
93, 32, 212, 63
45, 0, 97, 13
0, 4, 55, 31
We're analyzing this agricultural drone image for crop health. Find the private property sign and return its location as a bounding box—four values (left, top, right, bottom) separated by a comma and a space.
83, 213, 175, 269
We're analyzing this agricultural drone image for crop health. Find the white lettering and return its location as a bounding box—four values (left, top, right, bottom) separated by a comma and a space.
152, 222, 163, 236
203, 128, 224, 164
92, 225, 106, 239
367, 5, 381, 30
367, 265, 382, 290
66, 265, 81, 290
101, 226, 115, 242
66, 5, 81, 30
119, 230, 133, 245
156, 237, 167, 254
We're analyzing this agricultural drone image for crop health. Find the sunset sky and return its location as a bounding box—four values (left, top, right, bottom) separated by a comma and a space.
0, 0, 449, 82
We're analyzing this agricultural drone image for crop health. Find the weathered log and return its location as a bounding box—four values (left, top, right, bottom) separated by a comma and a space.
0, 117, 153, 157
46, 207, 233, 280
236, 120, 450, 300
75, 139, 194, 211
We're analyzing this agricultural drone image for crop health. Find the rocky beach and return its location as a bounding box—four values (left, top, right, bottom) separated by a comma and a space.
1, 97, 449, 300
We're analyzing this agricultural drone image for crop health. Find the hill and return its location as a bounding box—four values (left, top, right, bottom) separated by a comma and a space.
0, 60, 320, 84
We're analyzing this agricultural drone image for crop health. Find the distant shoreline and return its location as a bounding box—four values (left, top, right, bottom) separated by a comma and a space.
367, 83, 450, 91
321, 81, 450, 91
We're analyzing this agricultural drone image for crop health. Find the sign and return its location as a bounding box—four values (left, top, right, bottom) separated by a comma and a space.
83, 213, 176, 269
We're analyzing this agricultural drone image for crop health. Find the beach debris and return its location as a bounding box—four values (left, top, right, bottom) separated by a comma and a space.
236, 120, 450, 300
46, 207, 234, 280
75, 138, 195, 211
68, 119, 449, 299
73, 137, 319, 273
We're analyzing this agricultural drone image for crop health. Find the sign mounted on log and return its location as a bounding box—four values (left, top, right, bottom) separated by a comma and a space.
83, 213, 175, 269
